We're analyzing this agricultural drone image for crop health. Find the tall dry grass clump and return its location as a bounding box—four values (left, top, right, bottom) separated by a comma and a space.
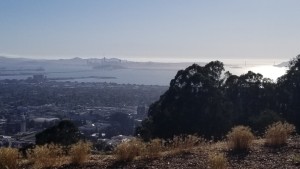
114, 136, 204, 161
0, 147, 19, 169
292, 154, 300, 165
169, 135, 203, 150
114, 139, 145, 162
69, 141, 92, 164
28, 144, 65, 169
208, 153, 227, 169
160, 135, 205, 155
227, 126, 254, 151
264, 121, 295, 147
144, 138, 164, 158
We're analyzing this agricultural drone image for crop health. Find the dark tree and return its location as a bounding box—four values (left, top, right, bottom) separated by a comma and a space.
137, 55, 300, 140
137, 61, 234, 140
277, 55, 300, 131
224, 71, 277, 128
35, 120, 81, 146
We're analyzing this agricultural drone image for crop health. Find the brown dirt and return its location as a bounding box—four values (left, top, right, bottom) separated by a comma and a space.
23, 136, 300, 169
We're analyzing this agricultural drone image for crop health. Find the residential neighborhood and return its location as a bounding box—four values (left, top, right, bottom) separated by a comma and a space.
0, 76, 167, 148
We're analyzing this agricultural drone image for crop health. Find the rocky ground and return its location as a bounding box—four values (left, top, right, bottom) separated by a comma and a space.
45, 136, 300, 169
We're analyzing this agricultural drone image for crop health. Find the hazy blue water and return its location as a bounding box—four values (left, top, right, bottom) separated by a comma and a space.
48, 68, 176, 85
0, 64, 288, 86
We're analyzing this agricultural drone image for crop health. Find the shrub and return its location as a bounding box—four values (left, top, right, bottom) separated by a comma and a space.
144, 139, 164, 158
114, 139, 145, 162
28, 144, 65, 169
249, 110, 282, 134
70, 141, 92, 164
0, 147, 19, 169
227, 126, 254, 151
35, 120, 81, 146
208, 153, 227, 169
264, 121, 295, 147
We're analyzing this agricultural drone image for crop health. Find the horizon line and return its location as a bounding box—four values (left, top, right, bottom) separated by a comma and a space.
0, 53, 289, 65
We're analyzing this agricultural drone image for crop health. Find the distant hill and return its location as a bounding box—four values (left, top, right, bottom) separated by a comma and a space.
275, 61, 289, 67
0, 56, 205, 71
0, 56, 207, 85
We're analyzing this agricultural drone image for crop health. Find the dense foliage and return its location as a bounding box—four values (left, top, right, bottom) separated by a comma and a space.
137, 55, 300, 140
35, 120, 81, 146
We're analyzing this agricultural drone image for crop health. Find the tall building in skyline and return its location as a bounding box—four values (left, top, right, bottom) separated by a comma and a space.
20, 114, 26, 133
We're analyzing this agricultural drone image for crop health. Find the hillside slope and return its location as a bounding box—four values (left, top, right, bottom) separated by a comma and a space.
42, 136, 300, 169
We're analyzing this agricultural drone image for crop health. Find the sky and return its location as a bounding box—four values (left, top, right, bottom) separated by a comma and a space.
0, 0, 300, 62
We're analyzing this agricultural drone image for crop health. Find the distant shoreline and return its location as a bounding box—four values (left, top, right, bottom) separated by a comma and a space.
0, 55, 288, 65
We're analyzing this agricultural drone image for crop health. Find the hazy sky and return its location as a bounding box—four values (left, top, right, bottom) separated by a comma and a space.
0, 0, 300, 61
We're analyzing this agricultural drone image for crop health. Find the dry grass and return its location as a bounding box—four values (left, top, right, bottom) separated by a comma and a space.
264, 121, 295, 147
0, 147, 19, 169
144, 139, 164, 158
28, 144, 66, 169
114, 139, 145, 162
114, 135, 204, 161
70, 141, 92, 164
208, 153, 227, 169
227, 126, 254, 151
291, 154, 300, 165
168, 135, 203, 150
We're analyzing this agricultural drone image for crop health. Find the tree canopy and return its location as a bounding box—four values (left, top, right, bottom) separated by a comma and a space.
137, 61, 232, 140
35, 120, 81, 146
137, 55, 300, 140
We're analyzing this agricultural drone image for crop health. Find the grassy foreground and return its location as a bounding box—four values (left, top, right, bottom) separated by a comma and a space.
1, 122, 300, 169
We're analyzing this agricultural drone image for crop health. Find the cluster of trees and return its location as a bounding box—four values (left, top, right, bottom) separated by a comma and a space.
137, 55, 300, 140
35, 120, 81, 146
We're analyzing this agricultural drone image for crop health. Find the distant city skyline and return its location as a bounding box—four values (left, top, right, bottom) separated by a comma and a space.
1, 0, 300, 61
